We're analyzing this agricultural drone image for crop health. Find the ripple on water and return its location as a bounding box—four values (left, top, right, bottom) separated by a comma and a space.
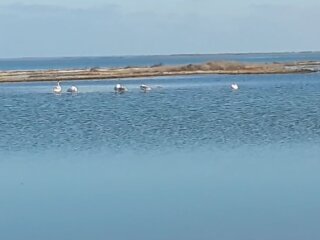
1, 74, 320, 153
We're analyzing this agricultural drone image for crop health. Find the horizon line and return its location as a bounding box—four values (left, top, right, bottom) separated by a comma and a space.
0, 50, 320, 61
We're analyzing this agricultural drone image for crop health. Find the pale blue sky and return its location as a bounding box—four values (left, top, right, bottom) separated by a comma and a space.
0, 0, 319, 58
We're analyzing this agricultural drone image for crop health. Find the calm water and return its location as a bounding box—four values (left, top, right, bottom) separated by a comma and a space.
1, 52, 320, 71
1, 71, 320, 239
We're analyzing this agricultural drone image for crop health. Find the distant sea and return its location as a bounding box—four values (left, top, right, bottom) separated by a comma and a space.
1, 52, 320, 71
1, 52, 320, 240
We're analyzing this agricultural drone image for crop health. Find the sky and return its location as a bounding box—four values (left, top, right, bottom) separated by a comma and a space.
0, 0, 319, 58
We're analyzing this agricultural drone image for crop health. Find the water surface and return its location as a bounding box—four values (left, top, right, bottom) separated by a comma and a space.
1, 52, 320, 71
1, 73, 320, 240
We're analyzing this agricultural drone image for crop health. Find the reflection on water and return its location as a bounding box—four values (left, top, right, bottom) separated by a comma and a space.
1, 73, 320, 239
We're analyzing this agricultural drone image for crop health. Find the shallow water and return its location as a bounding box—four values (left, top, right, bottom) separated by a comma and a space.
1, 73, 320, 239
1, 74, 320, 152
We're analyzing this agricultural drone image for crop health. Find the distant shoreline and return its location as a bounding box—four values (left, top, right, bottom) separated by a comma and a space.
0, 51, 319, 61
0, 61, 319, 83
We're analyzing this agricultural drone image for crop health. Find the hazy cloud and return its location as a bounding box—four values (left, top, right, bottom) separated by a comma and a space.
0, 2, 121, 16
0, 1, 319, 57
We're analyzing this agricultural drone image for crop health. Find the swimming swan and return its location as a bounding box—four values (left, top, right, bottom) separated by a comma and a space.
114, 84, 128, 93
67, 86, 78, 93
140, 84, 152, 92
231, 83, 239, 90
53, 81, 62, 94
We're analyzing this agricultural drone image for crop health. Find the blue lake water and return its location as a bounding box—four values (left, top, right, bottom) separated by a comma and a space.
1, 52, 320, 71
1, 66, 320, 238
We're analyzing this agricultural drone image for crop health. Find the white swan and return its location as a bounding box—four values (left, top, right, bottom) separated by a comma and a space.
140, 84, 152, 92
231, 83, 239, 90
53, 81, 62, 94
114, 84, 128, 93
67, 86, 78, 93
